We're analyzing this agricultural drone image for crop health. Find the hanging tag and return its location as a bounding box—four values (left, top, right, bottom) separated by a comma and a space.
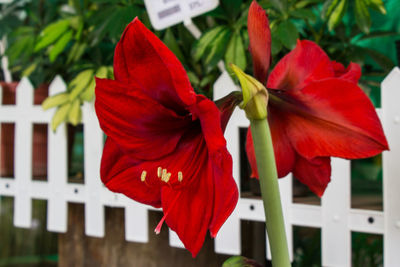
144, 0, 219, 30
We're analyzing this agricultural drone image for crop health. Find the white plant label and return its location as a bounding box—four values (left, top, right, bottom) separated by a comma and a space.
144, 0, 219, 30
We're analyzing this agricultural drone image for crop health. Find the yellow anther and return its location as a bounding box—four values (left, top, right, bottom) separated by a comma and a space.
165, 172, 171, 182
141, 170, 147, 182
157, 167, 162, 178
178, 171, 183, 182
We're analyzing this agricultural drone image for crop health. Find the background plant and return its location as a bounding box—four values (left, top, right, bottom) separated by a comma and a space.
2, 0, 399, 127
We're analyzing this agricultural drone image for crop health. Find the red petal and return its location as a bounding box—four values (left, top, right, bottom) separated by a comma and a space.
248, 0, 271, 84
214, 92, 242, 132
293, 156, 331, 197
245, 129, 258, 177
191, 95, 228, 153
95, 78, 192, 160
101, 138, 162, 208
268, 106, 296, 177
268, 40, 334, 91
160, 147, 237, 256
332, 61, 346, 75
161, 169, 213, 257
158, 134, 212, 257
209, 147, 238, 237
246, 112, 296, 179
114, 18, 196, 112
336, 62, 361, 84
283, 78, 389, 159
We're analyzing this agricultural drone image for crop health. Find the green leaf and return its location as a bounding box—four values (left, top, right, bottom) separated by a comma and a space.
68, 99, 82, 125
42, 93, 70, 110
225, 33, 247, 70
366, 0, 386, 14
90, 5, 142, 45
49, 30, 73, 62
355, 0, 371, 34
192, 26, 226, 62
6, 35, 35, 63
276, 21, 298, 50
199, 74, 216, 88
268, 0, 288, 14
271, 31, 282, 55
223, 256, 262, 267
221, 0, 243, 18
51, 102, 71, 132
187, 71, 200, 85
79, 66, 108, 101
323, 0, 341, 18
290, 8, 317, 22
359, 31, 399, 40
327, 0, 348, 31
67, 42, 87, 64
22, 63, 38, 78
363, 48, 395, 71
96, 66, 109, 79
80, 78, 96, 102
34, 19, 70, 52
163, 28, 185, 64
204, 28, 231, 68
69, 69, 95, 101
295, 0, 324, 9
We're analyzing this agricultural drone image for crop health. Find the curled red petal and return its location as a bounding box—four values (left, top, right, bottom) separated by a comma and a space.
114, 18, 196, 112
248, 0, 271, 84
336, 62, 361, 84
268, 40, 334, 91
283, 78, 389, 159
95, 78, 192, 160
101, 138, 162, 208
293, 156, 331, 197
332, 61, 346, 75
214, 92, 242, 132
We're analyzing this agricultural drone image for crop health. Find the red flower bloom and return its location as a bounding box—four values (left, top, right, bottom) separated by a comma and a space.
95, 18, 238, 257
245, 1, 389, 196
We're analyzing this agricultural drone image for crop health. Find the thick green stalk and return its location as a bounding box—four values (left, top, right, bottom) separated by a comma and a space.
250, 118, 291, 267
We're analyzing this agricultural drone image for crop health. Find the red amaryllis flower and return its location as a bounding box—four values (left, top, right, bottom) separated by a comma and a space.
245, 1, 389, 196
94, 18, 238, 257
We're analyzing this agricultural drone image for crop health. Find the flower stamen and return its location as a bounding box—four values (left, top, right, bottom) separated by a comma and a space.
155, 191, 182, 234
178, 171, 183, 182
140, 170, 147, 182
157, 167, 162, 178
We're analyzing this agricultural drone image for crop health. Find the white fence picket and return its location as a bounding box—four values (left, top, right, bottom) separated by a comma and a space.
47, 76, 68, 233
322, 158, 351, 267
83, 102, 105, 237
0, 68, 399, 265
14, 77, 33, 228
382, 67, 400, 267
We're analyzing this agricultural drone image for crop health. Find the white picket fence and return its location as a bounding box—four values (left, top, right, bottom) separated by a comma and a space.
0, 68, 399, 266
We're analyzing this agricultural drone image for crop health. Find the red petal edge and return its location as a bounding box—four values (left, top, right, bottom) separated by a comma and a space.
113, 18, 196, 112
248, 0, 271, 84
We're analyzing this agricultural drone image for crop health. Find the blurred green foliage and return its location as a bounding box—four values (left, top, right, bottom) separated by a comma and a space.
1, 0, 399, 127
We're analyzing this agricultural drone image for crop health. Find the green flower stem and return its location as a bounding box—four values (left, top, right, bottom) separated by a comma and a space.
250, 118, 291, 267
